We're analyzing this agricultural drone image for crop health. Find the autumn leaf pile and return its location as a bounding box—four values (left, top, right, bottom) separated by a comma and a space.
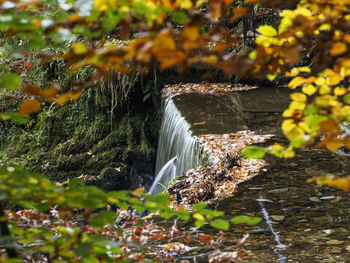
2, 206, 249, 262
168, 131, 270, 207
162, 83, 257, 97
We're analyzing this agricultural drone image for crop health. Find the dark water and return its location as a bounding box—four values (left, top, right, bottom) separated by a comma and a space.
215, 143, 350, 262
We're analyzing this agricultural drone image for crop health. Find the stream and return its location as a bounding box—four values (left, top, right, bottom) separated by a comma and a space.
150, 85, 350, 262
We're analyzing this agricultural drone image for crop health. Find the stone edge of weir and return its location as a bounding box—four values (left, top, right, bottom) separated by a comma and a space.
152, 83, 273, 207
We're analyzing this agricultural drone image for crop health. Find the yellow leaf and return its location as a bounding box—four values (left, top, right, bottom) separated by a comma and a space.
283, 147, 295, 158
282, 109, 302, 118
257, 25, 277, 37
334, 87, 347, 96
285, 125, 305, 141
288, 76, 315, 89
193, 213, 205, 221
327, 74, 342, 86
18, 99, 41, 115
267, 74, 277, 81
72, 42, 88, 55
290, 92, 307, 102
286, 66, 311, 77
289, 101, 306, 110
282, 119, 296, 133
319, 85, 331, 95
302, 84, 317, 95
0, 114, 11, 120
298, 121, 311, 133
330, 42, 347, 56
179, 0, 192, 9
248, 50, 257, 60
314, 77, 326, 86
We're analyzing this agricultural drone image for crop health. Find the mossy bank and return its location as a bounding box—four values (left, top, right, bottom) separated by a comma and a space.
0, 73, 161, 191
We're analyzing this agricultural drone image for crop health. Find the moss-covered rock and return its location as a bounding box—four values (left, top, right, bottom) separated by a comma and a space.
0, 75, 161, 191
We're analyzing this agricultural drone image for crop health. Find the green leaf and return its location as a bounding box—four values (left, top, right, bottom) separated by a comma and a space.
9, 113, 28, 124
257, 25, 277, 37
210, 219, 229, 230
195, 220, 205, 228
89, 211, 116, 228
200, 209, 224, 220
267, 74, 277, 81
241, 146, 268, 159
304, 114, 328, 131
0, 73, 22, 90
303, 105, 318, 115
171, 11, 187, 25
75, 242, 92, 258
192, 202, 207, 211
231, 216, 262, 225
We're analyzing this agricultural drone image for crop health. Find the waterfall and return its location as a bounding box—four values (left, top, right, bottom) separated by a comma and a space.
149, 156, 178, 195
152, 97, 199, 194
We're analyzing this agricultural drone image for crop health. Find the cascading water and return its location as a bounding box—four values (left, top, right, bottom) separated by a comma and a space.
150, 97, 200, 194
149, 156, 178, 195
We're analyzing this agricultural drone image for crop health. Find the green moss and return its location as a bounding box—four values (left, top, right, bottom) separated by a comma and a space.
1, 67, 161, 190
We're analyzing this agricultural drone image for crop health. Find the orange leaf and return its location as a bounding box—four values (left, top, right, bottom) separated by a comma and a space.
319, 119, 339, 132
18, 99, 41, 115
330, 42, 347, 56
70, 90, 82, 101
321, 135, 343, 152
182, 26, 199, 42
39, 86, 60, 99
56, 93, 70, 105
327, 177, 350, 191
233, 7, 248, 17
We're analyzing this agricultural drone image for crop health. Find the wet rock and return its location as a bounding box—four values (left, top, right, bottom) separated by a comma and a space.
326, 240, 344, 245
313, 216, 330, 224
255, 198, 273, 203
252, 228, 270, 234
270, 215, 285, 221
320, 196, 336, 200
268, 188, 289, 194
309, 197, 321, 202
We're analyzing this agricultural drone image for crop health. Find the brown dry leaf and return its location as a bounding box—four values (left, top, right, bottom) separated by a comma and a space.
23, 85, 41, 95
152, 31, 176, 53
193, 121, 208, 125
18, 99, 41, 115
325, 137, 343, 152
182, 26, 199, 41
319, 119, 339, 132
